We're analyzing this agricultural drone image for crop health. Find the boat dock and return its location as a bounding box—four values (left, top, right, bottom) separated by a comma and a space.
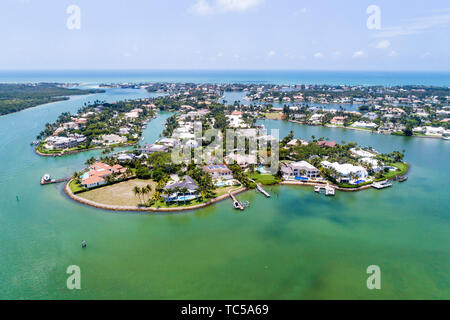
40, 174, 70, 185
314, 184, 335, 196
229, 192, 244, 210
256, 183, 271, 198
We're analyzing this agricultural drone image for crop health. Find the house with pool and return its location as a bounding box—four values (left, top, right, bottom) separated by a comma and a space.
162, 176, 199, 202
320, 161, 369, 184
281, 161, 320, 181
202, 164, 235, 187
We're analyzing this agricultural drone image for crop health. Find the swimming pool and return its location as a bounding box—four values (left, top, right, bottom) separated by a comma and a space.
295, 177, 308, 181
176, 195, 197, 201
81, 172, 89, 179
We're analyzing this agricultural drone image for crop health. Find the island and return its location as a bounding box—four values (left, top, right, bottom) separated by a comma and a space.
53, 90, 410, 212
0, 83, 104, 116
35, 99, 156, 156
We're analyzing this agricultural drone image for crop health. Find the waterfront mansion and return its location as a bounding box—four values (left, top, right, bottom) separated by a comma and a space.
281, 161, 320, 180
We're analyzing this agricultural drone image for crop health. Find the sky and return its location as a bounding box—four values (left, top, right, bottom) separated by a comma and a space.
0, 0, 449, 71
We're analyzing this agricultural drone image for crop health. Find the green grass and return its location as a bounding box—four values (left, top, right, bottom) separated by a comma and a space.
381, 162, 409, 180
248, 172, 280, 185
69, 179, 86, 194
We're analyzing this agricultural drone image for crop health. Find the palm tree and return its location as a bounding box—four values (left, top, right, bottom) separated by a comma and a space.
171, 186, 180, 203
143, 185, 152, 203
181, 187, 189, 204
133, 186, 141, 204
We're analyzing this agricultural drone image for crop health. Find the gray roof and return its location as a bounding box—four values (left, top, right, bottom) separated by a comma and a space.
164, 176, 198, 192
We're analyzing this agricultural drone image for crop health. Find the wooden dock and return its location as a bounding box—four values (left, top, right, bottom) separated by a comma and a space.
256, 183, 271, 198
229, 192, 244, 210
40, 177, 70, 185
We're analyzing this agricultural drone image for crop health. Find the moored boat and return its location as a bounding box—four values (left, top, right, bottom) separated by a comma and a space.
372, 180, 393, 189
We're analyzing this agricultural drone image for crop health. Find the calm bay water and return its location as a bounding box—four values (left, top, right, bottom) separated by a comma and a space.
0, 72, 449, 299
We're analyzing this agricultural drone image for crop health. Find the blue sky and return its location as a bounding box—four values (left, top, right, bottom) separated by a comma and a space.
0, 0, 449, 71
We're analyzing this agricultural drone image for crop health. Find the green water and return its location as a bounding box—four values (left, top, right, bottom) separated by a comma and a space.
0, 89, 449, 299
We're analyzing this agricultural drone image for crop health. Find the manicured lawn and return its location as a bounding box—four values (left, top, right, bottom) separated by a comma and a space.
248, 172, 279, 185
382, 162, 409, 180
69, 179, 86, 193
77, 179, 157, 206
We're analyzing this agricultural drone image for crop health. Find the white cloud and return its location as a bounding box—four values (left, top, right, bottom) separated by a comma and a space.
352, 50, 366, 58
217, 52, 223, 57
218, 0, 263, 12
190, 0, 214, 15
314, 52, 324, 59
190, 0, 263, 15
373, 10, 450, 38
388, 50, 399, 57
267, 50, 276, 57
374, 40, 391, 49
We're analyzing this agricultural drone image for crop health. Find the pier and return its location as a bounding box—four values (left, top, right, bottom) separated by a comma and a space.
249, 179, 271, 198
40, 174, 70, 185
256, 183, 271, 198
229, 191, 244, 210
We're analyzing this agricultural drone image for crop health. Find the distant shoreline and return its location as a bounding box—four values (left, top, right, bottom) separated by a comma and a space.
286, 120, 447, 140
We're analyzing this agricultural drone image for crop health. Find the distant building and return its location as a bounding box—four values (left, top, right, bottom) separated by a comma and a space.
317, 140, 337, 148
202, 164, 233, 180
99, 134, 127, 145
45, 136, 86, 150
141, 144, 169, 154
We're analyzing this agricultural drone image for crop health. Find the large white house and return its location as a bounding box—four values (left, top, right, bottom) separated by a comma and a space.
321, 161, 368, 183
281, 161, 320, 180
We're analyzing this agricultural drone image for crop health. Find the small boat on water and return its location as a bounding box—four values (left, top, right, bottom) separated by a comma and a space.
81, 240, 87, 248
233, 201, 241, 209
325, 186, 335, 196
372, 180, 393, 189
398, 176, 408, 183
314, 185, 324, 193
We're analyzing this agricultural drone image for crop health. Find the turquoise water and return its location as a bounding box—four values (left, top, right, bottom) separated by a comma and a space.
1, 70, 450, 86
0, 76, 449, 299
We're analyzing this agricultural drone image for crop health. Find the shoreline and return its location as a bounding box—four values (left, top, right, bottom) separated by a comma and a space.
65, 179, 247, 213
286, 120, 447, 140
64, 173, 395, 213
35, 142, 138, 157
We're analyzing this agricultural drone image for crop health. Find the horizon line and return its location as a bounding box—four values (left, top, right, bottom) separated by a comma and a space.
0, 68, 449, 73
